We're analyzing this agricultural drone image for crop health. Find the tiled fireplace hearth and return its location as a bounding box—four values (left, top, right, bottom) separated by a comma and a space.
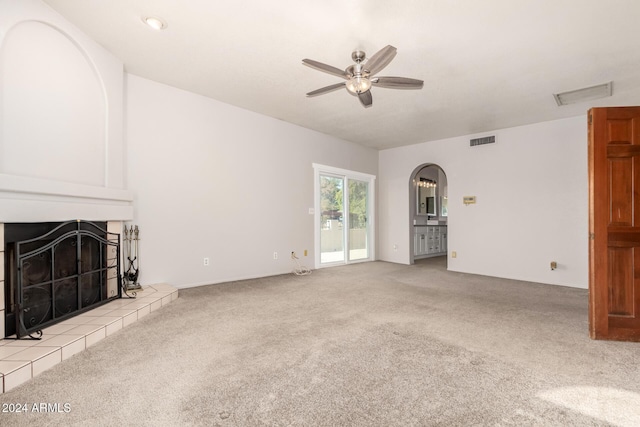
0, 223, 179, 393
0, 282, 178, 393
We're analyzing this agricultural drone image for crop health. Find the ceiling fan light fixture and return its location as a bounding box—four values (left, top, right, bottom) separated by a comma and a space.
345, 76, 372, 94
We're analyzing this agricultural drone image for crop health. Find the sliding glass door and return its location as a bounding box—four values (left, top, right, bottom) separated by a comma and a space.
348, 178, 369, 261
319, 174, 345, 263
315, 164, 375, 267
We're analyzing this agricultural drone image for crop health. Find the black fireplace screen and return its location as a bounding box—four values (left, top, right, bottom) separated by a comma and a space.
11, 220, 121, 339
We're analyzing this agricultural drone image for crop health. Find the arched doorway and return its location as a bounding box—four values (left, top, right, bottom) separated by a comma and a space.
409, 164, 448, 265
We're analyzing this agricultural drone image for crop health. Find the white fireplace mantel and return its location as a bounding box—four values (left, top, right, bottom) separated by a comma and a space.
0, 174, 133, 223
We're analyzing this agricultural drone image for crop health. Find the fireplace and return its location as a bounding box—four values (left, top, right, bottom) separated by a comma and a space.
3, 220, 121, 339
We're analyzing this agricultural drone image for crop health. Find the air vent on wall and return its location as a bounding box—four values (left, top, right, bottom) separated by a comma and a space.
470, 135, 495, 147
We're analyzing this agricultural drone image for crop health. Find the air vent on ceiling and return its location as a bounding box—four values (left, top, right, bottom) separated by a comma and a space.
553, 82, 612, 106
470, 135, 495, 147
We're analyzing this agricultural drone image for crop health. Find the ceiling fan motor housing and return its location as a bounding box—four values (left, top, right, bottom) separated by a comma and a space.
351, 50, 366, 63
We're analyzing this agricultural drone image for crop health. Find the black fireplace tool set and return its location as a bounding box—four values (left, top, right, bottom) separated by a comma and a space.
123, 224, 141, 295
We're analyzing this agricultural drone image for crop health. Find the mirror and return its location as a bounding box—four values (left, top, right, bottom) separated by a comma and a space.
417, 178, 437, 216
441, 196, 448, 217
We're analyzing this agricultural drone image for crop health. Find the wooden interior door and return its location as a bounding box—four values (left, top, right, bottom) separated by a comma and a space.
589, 106, 640, 341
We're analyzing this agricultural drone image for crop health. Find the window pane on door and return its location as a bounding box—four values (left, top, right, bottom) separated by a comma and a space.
348, 179, 368, 261
320, 175, 344, 263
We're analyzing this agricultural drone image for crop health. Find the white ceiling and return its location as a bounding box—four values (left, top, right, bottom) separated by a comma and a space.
43, 0, 640, 150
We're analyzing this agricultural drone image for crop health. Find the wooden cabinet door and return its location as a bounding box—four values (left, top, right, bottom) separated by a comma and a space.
431, 228, 441, 253
420, 233, 428, 255
415, 228, 428, 256
589, 107, 640, 341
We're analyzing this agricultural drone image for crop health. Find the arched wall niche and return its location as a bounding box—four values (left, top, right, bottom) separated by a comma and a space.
0, 1, 128, 223
0, 19, 106, 186
409, 163, 448, 264
409, 163, 448, 221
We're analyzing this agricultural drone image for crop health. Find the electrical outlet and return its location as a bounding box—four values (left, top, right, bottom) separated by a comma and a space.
273, 252, 278, 260
203, 257, 210, 266
393, 244, 398, 252
451, 251, 457, 258
304, 249, 308, 256
291, 251, 296, 259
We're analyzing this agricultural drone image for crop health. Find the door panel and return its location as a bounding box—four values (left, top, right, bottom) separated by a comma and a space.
319, 174, 345, 264
608, 158, 633, 226
607, 247, 633, 316
589, 106, 640, 341
607, 119, 632, 143
348, 179, 369, 261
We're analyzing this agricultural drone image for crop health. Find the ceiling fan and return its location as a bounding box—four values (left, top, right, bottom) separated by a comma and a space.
302, 45, 423, 108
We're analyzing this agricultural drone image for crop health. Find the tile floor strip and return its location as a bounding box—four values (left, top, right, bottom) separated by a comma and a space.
0, 284, 178, 393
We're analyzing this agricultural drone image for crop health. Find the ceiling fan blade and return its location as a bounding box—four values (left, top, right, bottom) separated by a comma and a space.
306, 82, 345, 97
372, 76, 424, 89
302, 59, 348, 79
363, 45, 397, 76
357, 90, 373, 108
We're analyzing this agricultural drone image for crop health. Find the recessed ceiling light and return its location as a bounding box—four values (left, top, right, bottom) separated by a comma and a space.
143, 16, 167, 30
553, 82, 612, 106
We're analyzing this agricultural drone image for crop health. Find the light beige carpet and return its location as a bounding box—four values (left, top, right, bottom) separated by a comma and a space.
1, 257, 639, 426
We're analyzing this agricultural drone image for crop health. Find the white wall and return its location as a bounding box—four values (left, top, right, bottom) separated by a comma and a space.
0, 0, 132, 222
0, 0, 587, 290
379, 116, 588, 288
125, 74, 378, 288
